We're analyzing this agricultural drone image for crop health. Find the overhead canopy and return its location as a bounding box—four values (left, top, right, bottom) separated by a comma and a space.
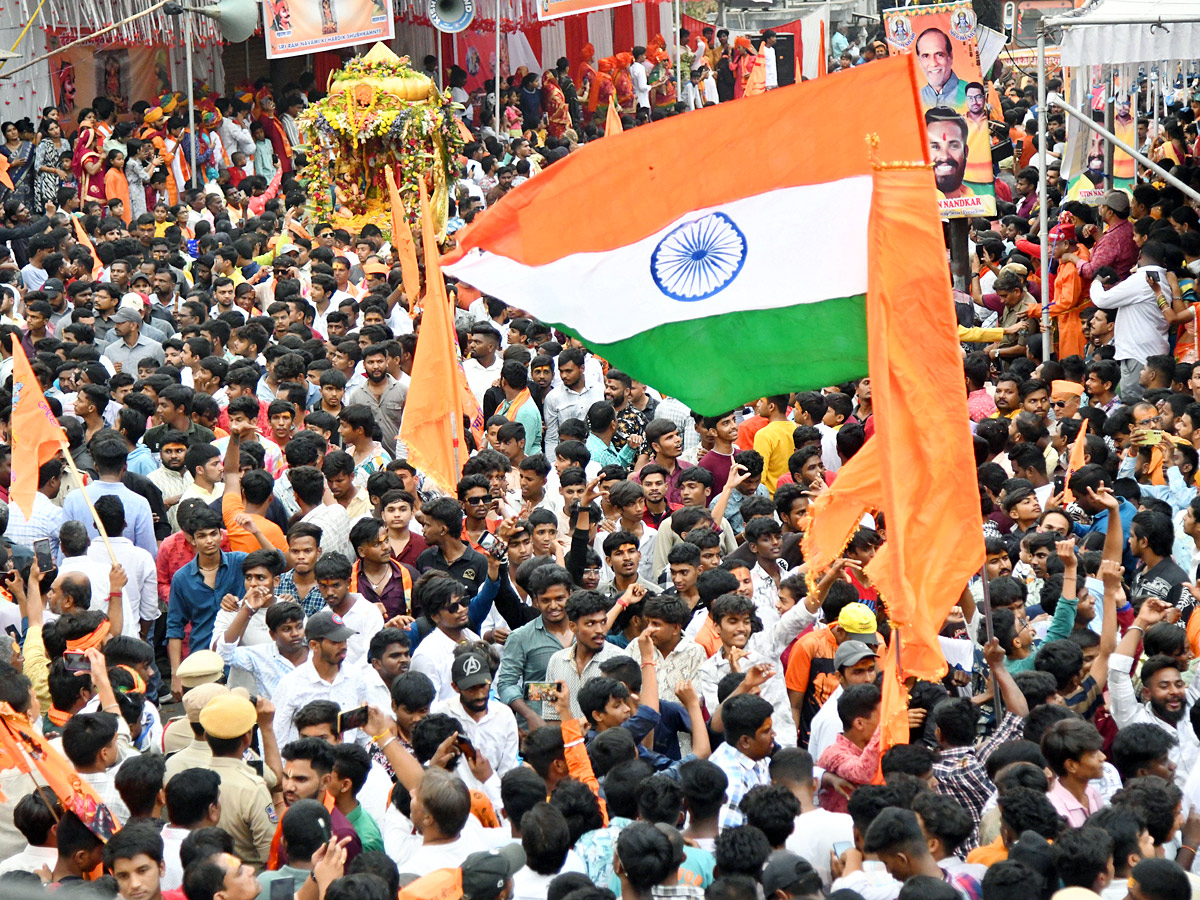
1047, 0, 1200, 67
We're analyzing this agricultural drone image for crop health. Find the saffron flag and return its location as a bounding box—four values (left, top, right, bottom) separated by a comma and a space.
399, 180, 466, 493
1061, 420, 1089, 504
385, 167, 423, 314
71, 216, 105, 280
866, 163, 984, 750
443, 55, 929, 414
0, 702, 109, 823
806, 164, 984, 754
0, 154, 13, 192
605, 102, 623, 136
743, 48, 767, 97
10, 341, 67, 520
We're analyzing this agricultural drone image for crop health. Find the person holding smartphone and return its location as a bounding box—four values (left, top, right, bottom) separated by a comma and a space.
432, 649, 519, 776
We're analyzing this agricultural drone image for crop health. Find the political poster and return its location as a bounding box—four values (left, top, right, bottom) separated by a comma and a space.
883, 3, 996, 218
536, 0, 628, 22
1061, 67, 1108, 204
48, 35, 172, 117
456, 31, 503, 94
263, 0, 395, 59
1111, 87, 1137, 191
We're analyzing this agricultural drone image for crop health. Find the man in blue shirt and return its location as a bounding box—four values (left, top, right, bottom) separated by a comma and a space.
1068, 464, 1137, 571
61, 436, 156, 555
167, 506, 247, 700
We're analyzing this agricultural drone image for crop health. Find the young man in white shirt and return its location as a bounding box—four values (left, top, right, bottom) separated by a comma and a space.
0, 791, 60, 877
271, 608, 373, 748
410, 576, 482, 701
432, 650, 520, 777
310, 552, 384, 668
698, 583, 822, 748
160, 767, 223, 889
772, 747, 856, 890
762, 30, 779, 90
630, 46, 652, 112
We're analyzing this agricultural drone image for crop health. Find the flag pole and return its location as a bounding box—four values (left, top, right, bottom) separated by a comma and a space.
58, 447, 118, 565
977, 562, 1003, 716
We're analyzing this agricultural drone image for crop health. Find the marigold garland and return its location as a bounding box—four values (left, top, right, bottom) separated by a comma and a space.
298, 44, 464, 239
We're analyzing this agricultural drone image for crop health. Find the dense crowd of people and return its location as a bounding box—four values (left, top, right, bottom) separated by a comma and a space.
0, 21, 1199, 900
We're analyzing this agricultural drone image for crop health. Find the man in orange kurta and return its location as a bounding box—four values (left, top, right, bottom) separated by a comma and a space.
1046, 223, 1091, 359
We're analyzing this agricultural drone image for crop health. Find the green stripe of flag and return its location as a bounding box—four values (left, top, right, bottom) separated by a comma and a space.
555, 294, 869, 416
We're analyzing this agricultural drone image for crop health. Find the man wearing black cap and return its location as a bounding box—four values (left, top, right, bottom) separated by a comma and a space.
104, 305, 166, 371
271, 608, 372, 748
807, 640, 878, 768
461, 844, 526, 900
432, 651, 519, 777
761, 851, 823, 900
42, 278, 70, 329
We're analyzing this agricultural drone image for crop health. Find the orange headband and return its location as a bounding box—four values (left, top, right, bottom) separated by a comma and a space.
65, 620, 110, 653
115, 665, 146, 694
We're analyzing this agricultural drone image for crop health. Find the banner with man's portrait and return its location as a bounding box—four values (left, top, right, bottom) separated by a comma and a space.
884, 3, 996, 219
1061, 67, 1108, 204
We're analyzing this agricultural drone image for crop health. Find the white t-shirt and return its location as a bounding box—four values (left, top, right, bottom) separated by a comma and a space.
512, 850, 587, 900
631, 61, 651, 109
787, 808, 855, 889
808, 683, 844, 773
763, 45, 778, 87
411, 626, 482, 701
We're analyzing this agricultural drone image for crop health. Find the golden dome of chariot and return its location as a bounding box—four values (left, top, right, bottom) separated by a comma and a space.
327, 43, 436, 103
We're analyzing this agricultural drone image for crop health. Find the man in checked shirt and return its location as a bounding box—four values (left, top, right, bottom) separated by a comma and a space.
930, 637, 1029, 851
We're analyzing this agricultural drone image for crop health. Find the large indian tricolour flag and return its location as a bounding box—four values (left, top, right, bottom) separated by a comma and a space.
443, 54, 933, 415
449, 53, 985, 751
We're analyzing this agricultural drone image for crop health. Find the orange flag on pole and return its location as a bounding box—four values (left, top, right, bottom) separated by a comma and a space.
384, 167, 422, 316
803, 154, 985, 755
71, 216, 105, 280
9, 341, 68, 520
605, 102, 623, 136
866, 163, 985, 753
1061, 420, 1089, 504
399, 180, 466, 494
455, 117, 474, 144
743, 48, 768, 97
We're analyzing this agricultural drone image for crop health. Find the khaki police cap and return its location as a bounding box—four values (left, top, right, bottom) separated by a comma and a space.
183, 683, 230, 723
176, 650, 225, 688
199, 694, 258, 740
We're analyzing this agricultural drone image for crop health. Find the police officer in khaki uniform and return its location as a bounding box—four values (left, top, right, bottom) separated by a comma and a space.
162, 650, 225, 754
199, 692, 280, 873
164, 683, 229, 781
163, 655, 279, 791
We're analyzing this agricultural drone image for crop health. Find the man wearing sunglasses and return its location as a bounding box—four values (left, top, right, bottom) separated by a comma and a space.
1050, 380, 1083, 421
410, 575, 481, 701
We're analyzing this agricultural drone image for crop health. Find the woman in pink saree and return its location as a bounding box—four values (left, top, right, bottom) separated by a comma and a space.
72, 109, 105, 203
541, 71, 570, 138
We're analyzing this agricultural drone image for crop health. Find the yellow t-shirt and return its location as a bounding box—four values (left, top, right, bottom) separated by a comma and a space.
753, 419, 797, 495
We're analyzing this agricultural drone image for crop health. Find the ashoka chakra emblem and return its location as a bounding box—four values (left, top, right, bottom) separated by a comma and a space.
650, 212, 748, 302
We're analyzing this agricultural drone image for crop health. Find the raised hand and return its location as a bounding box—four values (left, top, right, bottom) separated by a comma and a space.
1100, 559, 1125, 590
982, 636, 1006, 670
